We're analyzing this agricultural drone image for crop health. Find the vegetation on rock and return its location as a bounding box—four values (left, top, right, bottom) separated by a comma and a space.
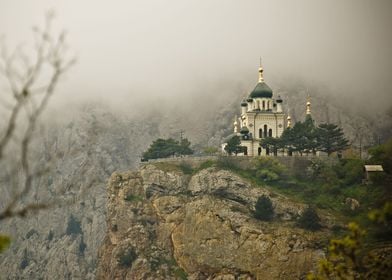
66, 215, 82, 236
254, 195, 274, 221
117, 247, 137, 267
308, 203, 392, 280
297, 206, 321, 231
224, 136, 246, 155
142, 138, 193, 160
260, 117, 349, 157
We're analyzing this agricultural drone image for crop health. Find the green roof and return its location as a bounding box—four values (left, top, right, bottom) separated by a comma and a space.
249, 82, 273, 98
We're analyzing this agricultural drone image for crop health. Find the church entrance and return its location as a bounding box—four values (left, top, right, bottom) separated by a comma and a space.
243, 147, 248, 156
258, 147, 262, 156
266, 147, 270, 155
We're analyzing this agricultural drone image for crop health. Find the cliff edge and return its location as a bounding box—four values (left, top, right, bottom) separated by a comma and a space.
97, 163, 331, 280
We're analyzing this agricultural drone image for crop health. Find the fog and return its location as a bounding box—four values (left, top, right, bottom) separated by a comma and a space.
1, 0, 392, 114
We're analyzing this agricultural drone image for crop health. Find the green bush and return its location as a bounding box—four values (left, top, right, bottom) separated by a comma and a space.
256, 169, 279, 181
178, 161, 193, 174
0, 235, 10, 253
118, 247, 137, 267
297, 206, 321, 231
79, 237, 87, 256
216, 156, 239, 170
334, 159, 363, 186
254, 195, 274, 221
253, 157, 286, 181
197, 160, 215, 171
66, 215, 82, 236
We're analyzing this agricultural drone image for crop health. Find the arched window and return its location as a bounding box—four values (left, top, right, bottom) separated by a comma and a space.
267, 101, 270, 110
262, 101, 265, 110
259, 129, 263, 138
264, 125, 267, 138
256, 100, 260, 109
269, 129, 273, 137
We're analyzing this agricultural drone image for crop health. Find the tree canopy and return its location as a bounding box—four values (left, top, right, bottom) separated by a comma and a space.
224, 136, 245, 155
264, 118, 349, 157
142, 138, 193, 160
317, 123, 349, 156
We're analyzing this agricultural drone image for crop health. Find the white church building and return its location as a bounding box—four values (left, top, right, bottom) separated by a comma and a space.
224, 65, 287, 156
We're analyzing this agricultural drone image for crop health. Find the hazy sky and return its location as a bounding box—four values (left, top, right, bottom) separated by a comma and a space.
0, 0, 391, 111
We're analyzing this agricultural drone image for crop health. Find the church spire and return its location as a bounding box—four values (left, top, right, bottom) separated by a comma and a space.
258, 58, 264, 82
306, 95, 311, 115
233, 115, 238, 133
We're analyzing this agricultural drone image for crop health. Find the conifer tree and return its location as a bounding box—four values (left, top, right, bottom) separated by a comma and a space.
317, 123, 349, 156
225, 136, 245, 155
260, 137, 282, 156
254, 195, 274, 221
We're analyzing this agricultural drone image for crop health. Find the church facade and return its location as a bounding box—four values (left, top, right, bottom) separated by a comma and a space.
229, 66, 287, 156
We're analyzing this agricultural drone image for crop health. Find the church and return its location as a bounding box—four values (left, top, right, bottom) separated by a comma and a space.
225, 65, 288, 156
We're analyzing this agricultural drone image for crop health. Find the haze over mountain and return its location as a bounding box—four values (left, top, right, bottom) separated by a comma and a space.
0, 1, 391, 279
1, 0, 391, 115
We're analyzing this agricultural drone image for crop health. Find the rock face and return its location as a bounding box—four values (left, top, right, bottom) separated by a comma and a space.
97, 164, 328, 280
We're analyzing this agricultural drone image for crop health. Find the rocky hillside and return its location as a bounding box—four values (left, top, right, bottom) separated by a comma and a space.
0, 106, 155, 279
97, 163, 333, 280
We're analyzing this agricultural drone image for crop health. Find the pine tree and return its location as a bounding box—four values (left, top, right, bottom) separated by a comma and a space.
142, 138, 194, 160
260, 137, 282, 156
254, 195, 274, 221
317, 123, 349, 156
298, 206, 321, 231
225, 136, 244, 155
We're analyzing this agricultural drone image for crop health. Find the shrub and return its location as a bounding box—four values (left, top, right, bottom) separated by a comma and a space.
178, 161, 193, 174
333, 159, 363, 186
79, 237, 87, 256
216, 156, 239, 170
253, 157, 286, 181
0, 235, 10, 253
197, 160, 215, 171
66, 215, 82, 236
118, 247, 137, 267
256, 169, 279, 181
254, 195, 274, 221
20, 249, 29, 269
298, 206, 321, 231
47, 230, 54, 241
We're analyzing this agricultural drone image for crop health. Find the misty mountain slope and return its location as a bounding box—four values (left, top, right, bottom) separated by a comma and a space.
0, 105, 160, 279
0, 81, 388, 279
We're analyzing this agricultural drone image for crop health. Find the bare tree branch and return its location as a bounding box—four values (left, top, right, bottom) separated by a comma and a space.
0, 14, 77, 221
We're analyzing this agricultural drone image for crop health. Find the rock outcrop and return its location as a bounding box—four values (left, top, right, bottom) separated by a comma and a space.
97, 164, 330, 279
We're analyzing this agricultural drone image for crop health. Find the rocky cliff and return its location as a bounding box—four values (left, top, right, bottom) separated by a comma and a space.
97, 163, 332, 280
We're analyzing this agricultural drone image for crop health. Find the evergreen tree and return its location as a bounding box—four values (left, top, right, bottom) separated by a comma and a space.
317, 123, 349, 156
254, 195, 274, 221
303, 115, 318, 155
260, 137, 282, 156
225, 136, 245, 155
142, 138, 194, 160
281, 127, 296, 155
179, 138, 193, 156
298, 206, 321, 231
282, 122, 308, 155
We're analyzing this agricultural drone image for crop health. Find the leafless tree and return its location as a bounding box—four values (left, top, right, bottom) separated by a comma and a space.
0, 12, 77, 220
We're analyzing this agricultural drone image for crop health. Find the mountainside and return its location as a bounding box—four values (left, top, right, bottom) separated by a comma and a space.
0, 84, 388, 279
97, 162, 334, 280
